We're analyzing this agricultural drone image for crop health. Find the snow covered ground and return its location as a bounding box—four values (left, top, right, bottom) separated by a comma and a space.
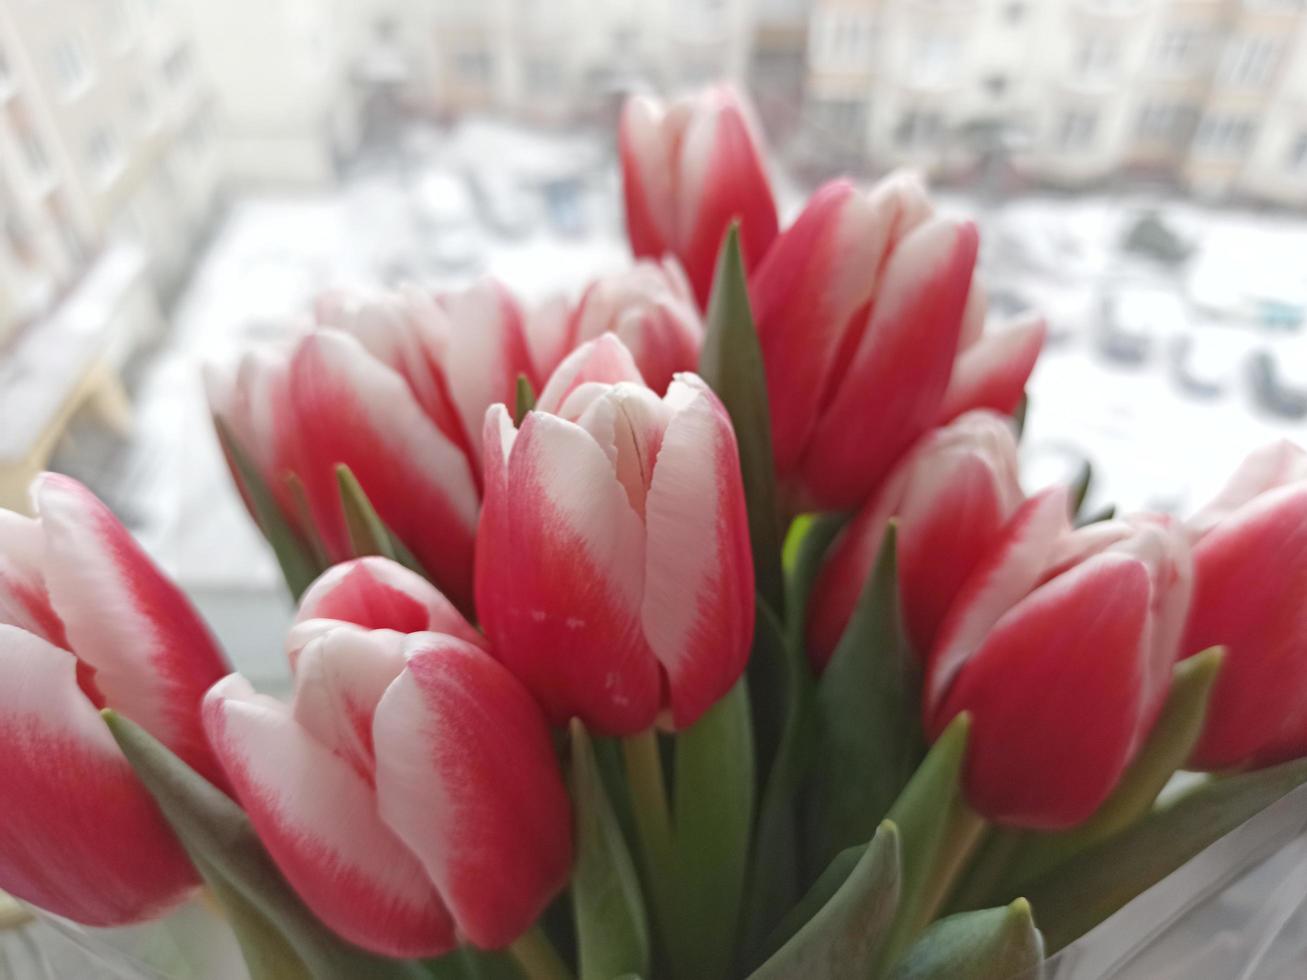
93, 121, 1307, 679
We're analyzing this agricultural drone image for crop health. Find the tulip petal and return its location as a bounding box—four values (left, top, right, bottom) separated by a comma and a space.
438, 280, 534, 464
799, 219, 980, 510
937, 314, 1047, 424
291, 627, 409, 778
0, 511, 66, 647
642, 376, 755, 728
203, 674, 453, 957
0, 626, 196, 925
677, 90, 779, 306
1185, 485, 1307, 769
287, 330, 479, 609
620, 95, 676, 260
536, 334, 647, 416
295, 557, 484, 649
525, 294, 578, 383
373, 638, 573, 949
926, 487, 1070, 722
1189, 440, 1307, 537
753, 177, 932, 476
937, 554, 1152, 829
36, 474, 231, 788
476, 409, 660, 734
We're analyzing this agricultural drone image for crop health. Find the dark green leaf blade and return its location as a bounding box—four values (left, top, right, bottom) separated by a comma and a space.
514, 374, 536, 426
748, 821, 900, 980
806, 522, 924, 873
212, 415, 321, 599
753, 845, 862, 968
671, 679, 755, 979
740, 600, 814, 959
337, 463, 397, 560
103, 710, 428, 980
1024, 756, 1307, 952
698, 222, 784, 615
889, 900, 1045, 980
568, 721, 651, 980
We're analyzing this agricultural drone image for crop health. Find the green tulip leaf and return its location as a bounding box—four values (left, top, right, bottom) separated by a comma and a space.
335, 464, 431, 581
995, 648, 1224, 896
1069, 461, 1092, 517
754, 844, 862, 968
740, 600, 813, 958
568, 721, 651, 980
212, 415, 321, 600
1023, 755, 1307, 952
748, 821, 900, 980
699, 222, 784, 615
671, 679, 756, 980
514, 374, 536, 426
806, 521, 924, 873
877, 714, 981, 974
889, 900, 1045, 980
103, 710, 429, 980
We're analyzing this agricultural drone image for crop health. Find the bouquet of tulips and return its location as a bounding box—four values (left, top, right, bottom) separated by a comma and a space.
4, 85, 1307, 980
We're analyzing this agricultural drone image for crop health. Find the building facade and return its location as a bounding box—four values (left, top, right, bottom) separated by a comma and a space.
0, 0, 219, 344
803, 0, 1307, 205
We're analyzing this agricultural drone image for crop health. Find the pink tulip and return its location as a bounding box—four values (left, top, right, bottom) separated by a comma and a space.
620, 86, 779, 308
751, 175, 980, 511
806, 411, 1024, 670
526, 259, 703, 394
0, 475, 232, 924
286, 556, 486, 666
1182, 441, 1307, 770
477, 335, 755, 734
207, 280, 533, 610
924, 491, 1193, 829
937, 310, 1047, 424
204, 627, 571, 957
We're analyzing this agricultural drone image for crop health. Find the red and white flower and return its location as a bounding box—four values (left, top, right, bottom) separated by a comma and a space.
476, 335, 755, 734
0, 475, 231, 924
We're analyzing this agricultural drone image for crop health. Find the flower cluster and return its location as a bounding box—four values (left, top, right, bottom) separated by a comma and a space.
3, 85, 1307, 980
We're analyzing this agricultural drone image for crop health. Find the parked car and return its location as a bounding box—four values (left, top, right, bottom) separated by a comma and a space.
1095, 285, 1187, 367
1248, 345, 1307, 420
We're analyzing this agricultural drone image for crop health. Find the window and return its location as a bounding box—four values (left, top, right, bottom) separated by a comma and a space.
1058, 109, 1098, 150
895, 109, 945, 148
1154, 27, 1204, 72
1286, 131, 1307, 172
456, 50, 492, 85
811, 10, 875, 71
810, 97, 867, 143
1075, 37, 1119, 82
1003, 2, 1028, 23
49, 196, 83, 263
50, 35, 90, 97
912, 34, 961, 87
4, 213, 38, 266
1195, 114, 1256, 155
1220, 36, 1281, 87
1136, 102, 1198, 141
86, 126, 122, 183
525, 58, 562, 93
984, 74, 1009, 98
0, 43, 12, 94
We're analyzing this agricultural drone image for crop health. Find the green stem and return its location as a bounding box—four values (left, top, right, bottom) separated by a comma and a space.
621, 730, 681, 968
917, 803, 988, 929
509, 925, 575, 980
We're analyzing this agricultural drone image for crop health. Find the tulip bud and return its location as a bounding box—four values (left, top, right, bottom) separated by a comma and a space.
286, 556, 486, 667
1181, 441, 1307, 770
751, 175, 980, 511
807, 411, 1024, 669
204, 629, 571, 957
0, 475, 232, 924
207, 280, 532, 610
937, 310, 1047, 425
924, 491, 1193, 829
526, 259, 703, 394
477, 335, 755, 734
620, 86, 779, 308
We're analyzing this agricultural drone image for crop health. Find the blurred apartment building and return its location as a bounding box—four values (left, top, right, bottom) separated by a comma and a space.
0, 0, 219, 509
804, 0, 1307, 205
